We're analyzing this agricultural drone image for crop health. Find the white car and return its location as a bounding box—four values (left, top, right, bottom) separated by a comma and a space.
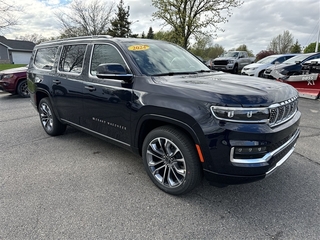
241, 54, 296, 77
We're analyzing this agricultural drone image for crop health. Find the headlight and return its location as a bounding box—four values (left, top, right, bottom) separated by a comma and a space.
228, 60, 234, 64
211, 106, 269, 123
251, 67, 257, 70
3, 74, 14, 79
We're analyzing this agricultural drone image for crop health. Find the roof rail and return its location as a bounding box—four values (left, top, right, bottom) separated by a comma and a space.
38, 35, 113, 45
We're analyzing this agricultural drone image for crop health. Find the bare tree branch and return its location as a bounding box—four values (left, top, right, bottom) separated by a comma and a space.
0, 0, 21, 30
55, 0, 115, 38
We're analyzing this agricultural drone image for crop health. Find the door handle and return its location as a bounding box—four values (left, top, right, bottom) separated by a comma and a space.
53, 80, 61, 84
85, 86, 96, 91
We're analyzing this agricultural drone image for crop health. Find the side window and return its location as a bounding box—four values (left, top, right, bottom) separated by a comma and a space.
277, 57, 285, 63
34, 47, 58, 70
90, 44, 126, 76
59, 44, 87, 74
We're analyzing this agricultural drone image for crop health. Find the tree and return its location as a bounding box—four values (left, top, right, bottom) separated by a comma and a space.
153, 30, 180, 44
55, 0, 114, 38
236, 44, 254, 57
108, 0, 132, 37
290, 40, 302, 53
147, 27, 154, 39
151, 0, 243, 49
207, 44, 225, 59
190, 35, 213, 58
304, 42, 320, 53
16, 33, 47, 44
268, 30, 294, 54
255, 50, 275, 62
0, 0, 20, 30
141, 31, 146, 38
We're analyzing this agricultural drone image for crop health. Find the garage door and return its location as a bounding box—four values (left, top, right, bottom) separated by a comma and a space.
12, 52, 32, 64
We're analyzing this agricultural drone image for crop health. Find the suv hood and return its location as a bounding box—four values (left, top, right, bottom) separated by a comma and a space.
214, 57, 236, 61
0, 66, 27, 74
153, 72, 297, 106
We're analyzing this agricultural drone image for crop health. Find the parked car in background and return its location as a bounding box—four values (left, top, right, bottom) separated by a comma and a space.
263, 52, 320, 79
241, 54, 296, 77
211, 51, 255, 74
0, 66, 29, 97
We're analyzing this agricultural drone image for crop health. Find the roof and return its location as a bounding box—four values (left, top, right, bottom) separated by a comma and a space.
0, 36, 35, 51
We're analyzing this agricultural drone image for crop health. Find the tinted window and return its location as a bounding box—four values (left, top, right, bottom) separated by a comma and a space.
90, 44, 126, 76
276, 57, 285, 63
59, 44, 87, 74
34, 47, 58, 70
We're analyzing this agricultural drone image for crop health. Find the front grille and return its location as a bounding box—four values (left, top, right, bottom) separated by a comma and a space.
213, 60, 228, 65
269, 96, 298, 127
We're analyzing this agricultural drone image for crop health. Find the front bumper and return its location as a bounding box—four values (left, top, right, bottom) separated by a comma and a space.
212, 64, 234, 71
201, 111, 301, 185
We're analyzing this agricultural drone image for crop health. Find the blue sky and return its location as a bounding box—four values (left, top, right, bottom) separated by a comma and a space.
2, 0, 319, 55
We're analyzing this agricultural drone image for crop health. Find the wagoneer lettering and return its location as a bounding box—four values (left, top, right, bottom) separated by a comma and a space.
27, 36, 301, 195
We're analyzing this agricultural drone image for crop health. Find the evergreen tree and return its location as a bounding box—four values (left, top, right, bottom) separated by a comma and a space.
141, 31, 145, 38
147, 27, 154, 39
107, 0, 131, 37
290, 40, 302, 53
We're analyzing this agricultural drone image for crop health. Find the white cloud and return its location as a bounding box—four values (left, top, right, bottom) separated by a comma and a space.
2, 0, 320, 55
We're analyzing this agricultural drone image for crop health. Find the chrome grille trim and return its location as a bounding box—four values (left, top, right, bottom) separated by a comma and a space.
268, 96, 298, 127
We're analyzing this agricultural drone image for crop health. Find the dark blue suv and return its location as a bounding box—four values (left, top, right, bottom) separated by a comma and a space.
27, 36, 301, 195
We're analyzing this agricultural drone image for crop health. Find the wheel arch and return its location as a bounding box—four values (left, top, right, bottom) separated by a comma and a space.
134, 114, 202, 157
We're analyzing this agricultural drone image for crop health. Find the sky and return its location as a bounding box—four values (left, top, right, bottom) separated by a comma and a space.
1, 0, 320, 55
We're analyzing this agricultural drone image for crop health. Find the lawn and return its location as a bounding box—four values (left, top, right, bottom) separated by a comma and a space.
0, 64, 26, 71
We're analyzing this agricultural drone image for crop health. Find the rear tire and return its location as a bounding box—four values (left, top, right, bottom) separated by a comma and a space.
17, 79, 29, 98
38, 98, 66, 136
142, 125, 202, 195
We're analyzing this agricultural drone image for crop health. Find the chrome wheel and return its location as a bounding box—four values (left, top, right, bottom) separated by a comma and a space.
143, 126, 202, 195
40, 102, 53, 132
146, 137, 187, 188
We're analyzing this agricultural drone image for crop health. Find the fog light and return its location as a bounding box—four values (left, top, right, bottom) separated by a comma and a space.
234, 146, 267, 154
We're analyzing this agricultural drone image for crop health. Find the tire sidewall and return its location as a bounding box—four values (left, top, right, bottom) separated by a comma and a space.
142, 126, 201, 195
38, 98, 66, 136
17, 80, 29, 98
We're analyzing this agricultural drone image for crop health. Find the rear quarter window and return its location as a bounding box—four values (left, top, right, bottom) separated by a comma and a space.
34, 47, 59, 70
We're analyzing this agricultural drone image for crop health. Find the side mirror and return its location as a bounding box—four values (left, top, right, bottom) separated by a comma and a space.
96, 63, 133, 82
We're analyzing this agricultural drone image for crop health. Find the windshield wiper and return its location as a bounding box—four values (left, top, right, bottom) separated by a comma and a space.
151, 71, 198, 76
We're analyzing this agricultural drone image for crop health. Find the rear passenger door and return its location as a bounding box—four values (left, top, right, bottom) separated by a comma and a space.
81, 43, 133, 145
51, 44, 87, 124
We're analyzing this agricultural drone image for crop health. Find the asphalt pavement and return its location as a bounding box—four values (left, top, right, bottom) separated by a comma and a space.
0, 91, 319, 240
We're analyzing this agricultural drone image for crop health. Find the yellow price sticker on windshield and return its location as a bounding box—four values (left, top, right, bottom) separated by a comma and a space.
128, 45, 150, 51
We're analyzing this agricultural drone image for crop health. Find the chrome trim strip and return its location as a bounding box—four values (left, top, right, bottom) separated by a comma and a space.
230, 128, 300, 164
61, 119, 130, 147
266, 145, 295, 175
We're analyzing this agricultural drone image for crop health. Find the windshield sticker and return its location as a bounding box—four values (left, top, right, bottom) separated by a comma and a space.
128, 45, 150, 51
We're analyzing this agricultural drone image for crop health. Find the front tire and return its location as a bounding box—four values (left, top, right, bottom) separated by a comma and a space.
232, 64, 238, 74
17, 79, 29, 98
38, 98, 66, 136
142, 126, 202, 195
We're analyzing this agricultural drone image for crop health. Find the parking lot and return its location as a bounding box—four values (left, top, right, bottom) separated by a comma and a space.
0, 91, 319, 240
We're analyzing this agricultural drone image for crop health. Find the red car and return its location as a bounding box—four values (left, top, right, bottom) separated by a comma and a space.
0, 66, 29, 98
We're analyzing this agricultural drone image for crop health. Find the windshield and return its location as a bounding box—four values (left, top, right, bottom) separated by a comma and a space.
221, 52, 238, 58
282, 54, 311, 64
122, 41, 209, 76
257, 56, 278, 64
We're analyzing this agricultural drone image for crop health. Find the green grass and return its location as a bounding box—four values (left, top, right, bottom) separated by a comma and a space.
0, 64, 26, 71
